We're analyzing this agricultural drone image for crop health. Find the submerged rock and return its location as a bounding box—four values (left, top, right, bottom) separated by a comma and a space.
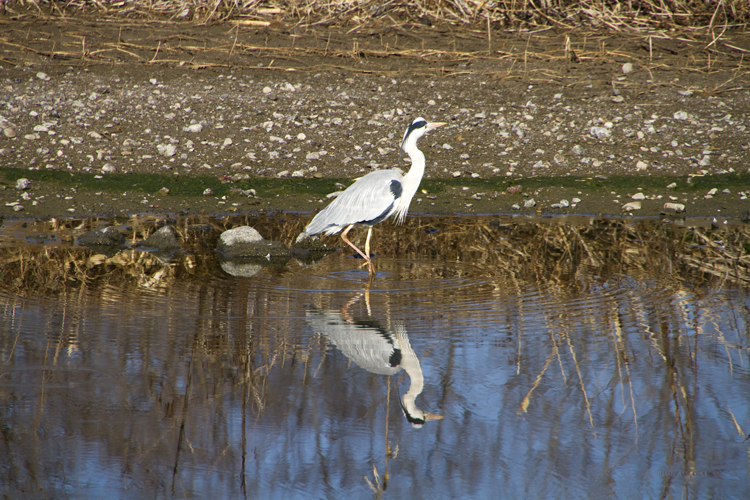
144, 226, 181, 251
217, 226, 290, 259
77, 226, 125, 248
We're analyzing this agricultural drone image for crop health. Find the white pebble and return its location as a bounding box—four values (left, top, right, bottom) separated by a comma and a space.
673, 111, 689, 120
631, 192, 646, 200
185, 123, 203, 133
622, 201, 641, 211
622, 63, 633, 74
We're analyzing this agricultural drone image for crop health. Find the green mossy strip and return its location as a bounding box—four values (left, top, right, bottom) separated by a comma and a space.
2, 167, 748, 201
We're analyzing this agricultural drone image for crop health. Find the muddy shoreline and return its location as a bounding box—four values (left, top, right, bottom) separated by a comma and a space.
1, 17, 749, 222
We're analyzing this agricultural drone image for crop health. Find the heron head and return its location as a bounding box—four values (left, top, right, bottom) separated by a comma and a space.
400, 392, 444, 429
399, 117, 446, 162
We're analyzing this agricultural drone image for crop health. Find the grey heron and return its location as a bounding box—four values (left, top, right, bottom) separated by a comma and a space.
299, 117, 446, 275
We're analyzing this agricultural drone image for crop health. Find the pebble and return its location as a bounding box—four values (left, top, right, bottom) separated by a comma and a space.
571, 145, 584, 155
16, 178, 31, 190
673, 111, 688, 120
622, 201, 641, 211
622, 63, 633, 74
589, 126, 611, 139
452, 171, 461, 177
203, 188, 213, 196
157, 144, 177, 157
663, 202, 685, 213
159, 187, 170, 195
631, 192, 646, 200
3, 128, 16, 138
185, 123, 203, 133
523, 199, 536, 208
101, 163, 116, 173
262, 86, 273, 94
666, 182, 677, 189
36, 72, 50, 81
635, 160, 648, 171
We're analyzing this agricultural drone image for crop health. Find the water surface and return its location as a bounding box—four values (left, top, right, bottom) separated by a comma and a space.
1, 216, 749, 499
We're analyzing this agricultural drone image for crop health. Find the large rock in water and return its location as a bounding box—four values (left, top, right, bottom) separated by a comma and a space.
217, 226, 290, 259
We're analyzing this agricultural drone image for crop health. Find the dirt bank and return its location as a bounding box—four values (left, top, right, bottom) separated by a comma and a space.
1, 17, 749, 221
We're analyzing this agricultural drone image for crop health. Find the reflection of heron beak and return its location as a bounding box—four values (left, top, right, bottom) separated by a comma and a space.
424, 412, 444, 421
426, 122, 447, 130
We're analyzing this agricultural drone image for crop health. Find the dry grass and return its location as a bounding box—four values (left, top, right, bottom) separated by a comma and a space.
1, 217, 748, 299
2, 0, 748, 31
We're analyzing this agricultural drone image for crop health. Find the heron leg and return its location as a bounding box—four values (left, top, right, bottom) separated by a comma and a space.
341, 224, 375, 275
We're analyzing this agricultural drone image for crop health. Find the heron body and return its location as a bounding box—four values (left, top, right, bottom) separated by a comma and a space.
301, 117, 446, 275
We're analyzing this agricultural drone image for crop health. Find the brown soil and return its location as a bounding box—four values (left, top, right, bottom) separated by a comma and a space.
1, 16, 749, 221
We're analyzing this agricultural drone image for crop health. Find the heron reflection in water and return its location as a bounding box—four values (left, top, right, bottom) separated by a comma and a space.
306, 293, 443, 427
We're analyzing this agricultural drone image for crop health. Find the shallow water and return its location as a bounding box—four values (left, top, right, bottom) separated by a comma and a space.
1, 216, 749, 499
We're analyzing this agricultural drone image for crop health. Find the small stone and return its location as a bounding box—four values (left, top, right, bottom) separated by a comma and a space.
698, 156, 711, 167
277, 170, 289, 178
635, 160, 648, 171
571, 145, 584, 155
101, 163, 116, 173
589, 126, 611, 139
622, 63, 633, 74
262, 86, 273, 94
185, 123, 203, 133
203, 188, 213, 196
4, 127, 17, 138
631, 192, 646, 200
706, 188, 718, 196
222, 138, 233, 147
673, 111, 689, 120
506, 185, 522, 194
572, 197, 582, 204
511, 203, 521, 210
15, 178, 31, 190
36, 72, 50, 81
13, 205, 24, 212
442, 143, 453, 150
157, 144, 177, 157
622, 201, 642, 211
297, 133, 306, 140
666, 182, 677, 189
452, 171, 461, 178
558, 199, 570, 208
663, 202, 685, 213
523, 198, 536, 208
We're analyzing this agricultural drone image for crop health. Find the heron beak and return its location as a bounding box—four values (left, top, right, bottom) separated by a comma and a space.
424, 412, 444, 421
426, 122, 447, 130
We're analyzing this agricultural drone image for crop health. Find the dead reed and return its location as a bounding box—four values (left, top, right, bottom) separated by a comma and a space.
3, 0, 747, 30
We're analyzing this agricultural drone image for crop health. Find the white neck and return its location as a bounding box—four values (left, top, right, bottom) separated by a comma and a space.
394, 136, 426, 223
